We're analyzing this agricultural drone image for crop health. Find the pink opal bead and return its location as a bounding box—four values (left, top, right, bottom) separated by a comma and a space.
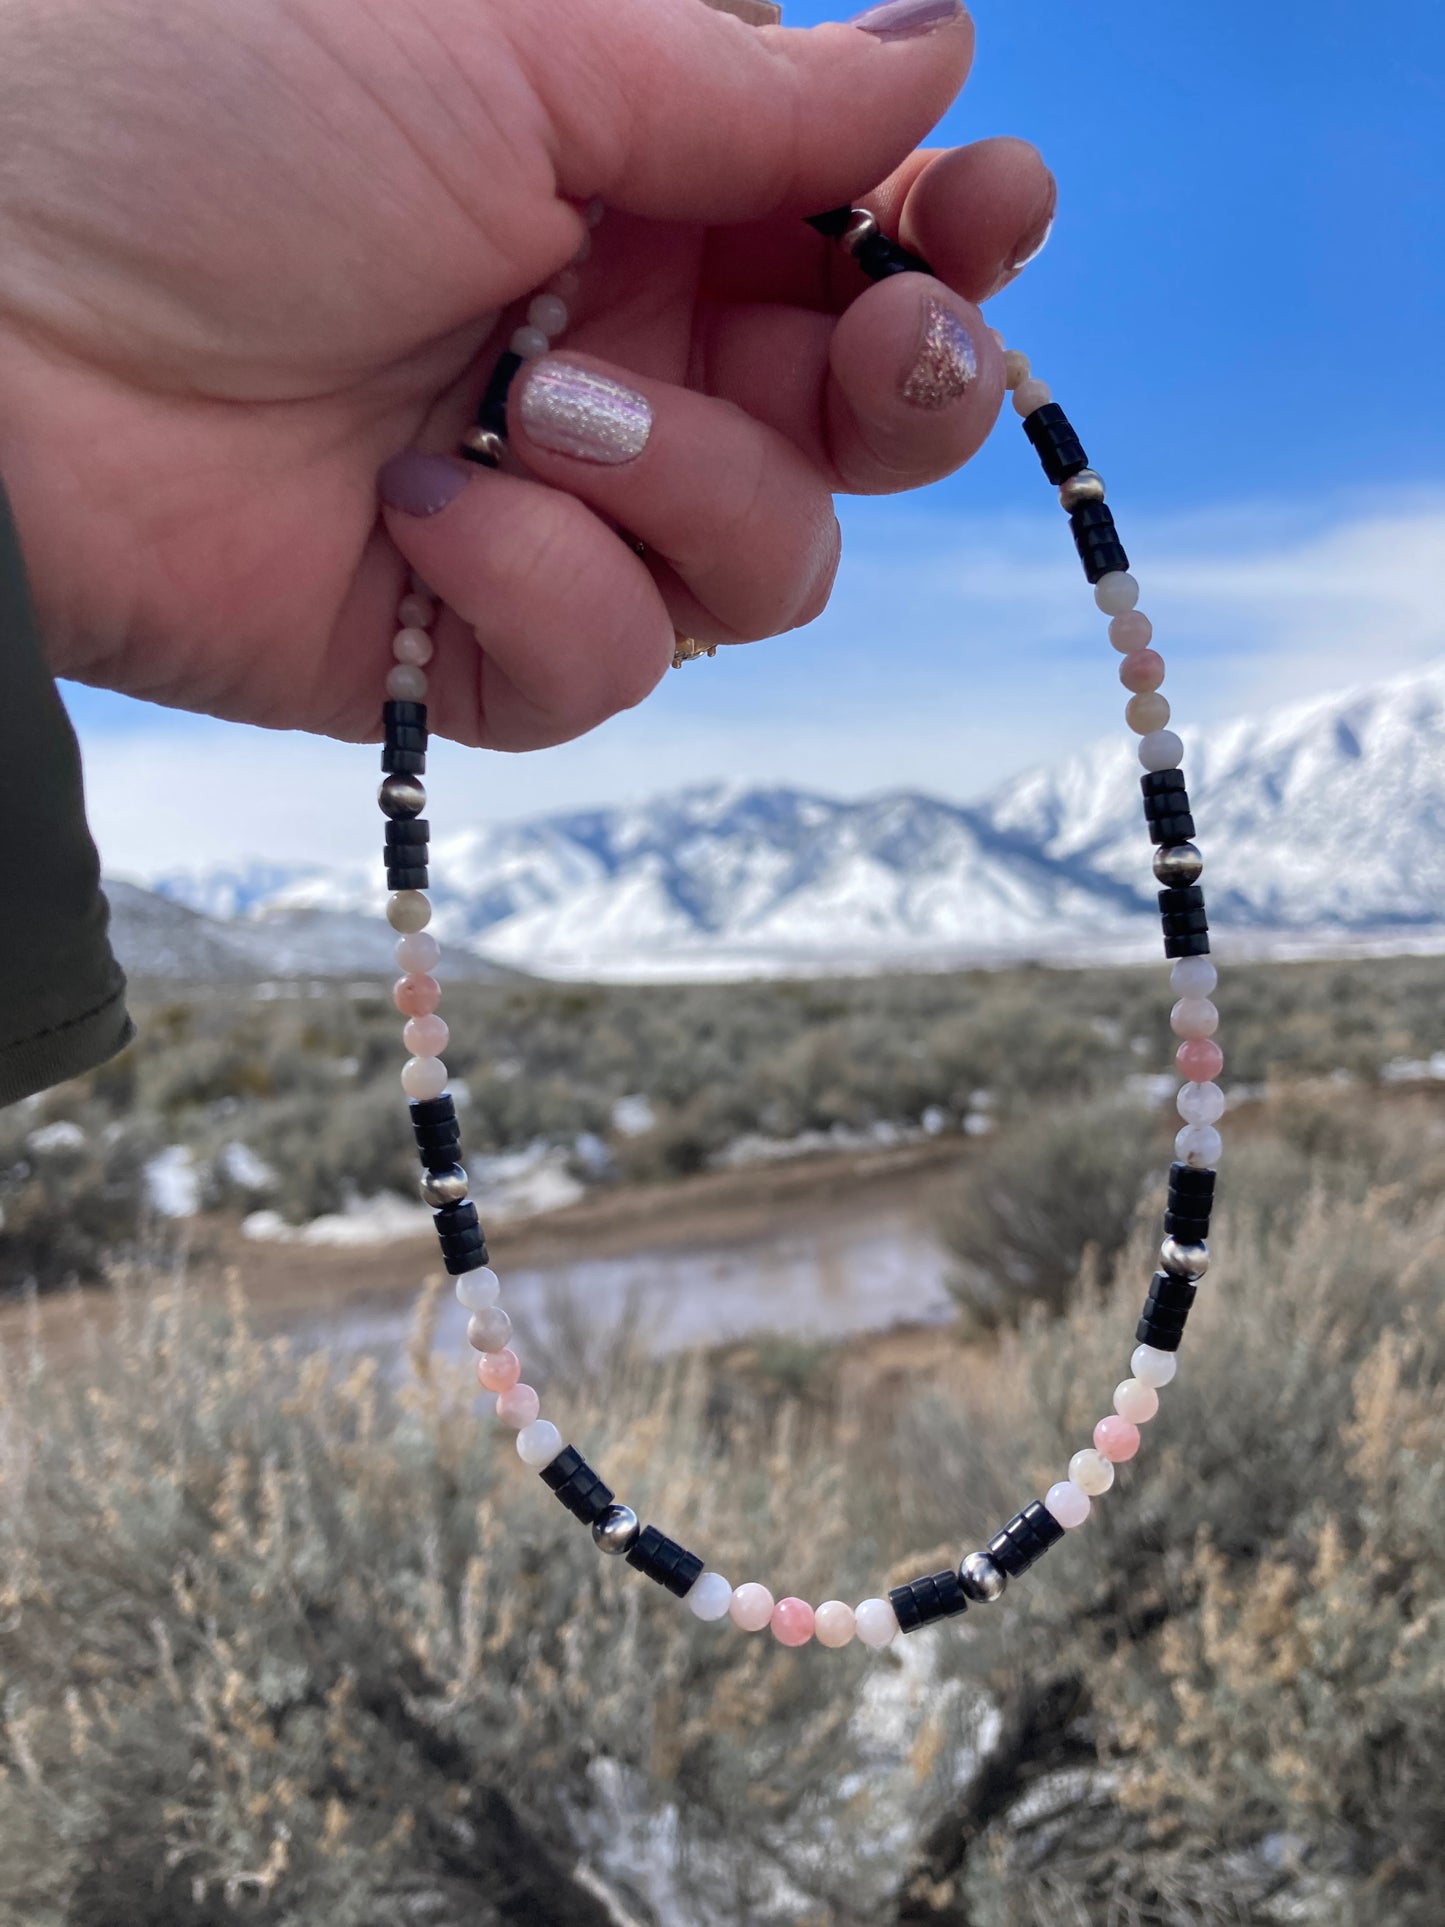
392, 624, 434, 664
1176, 1037, 1224, 1082
1094, 1414, 1142, 1462
1119, 648, 1165, 693
496, 1383, 540, 1429
730, 1583, 775, 1632
1108, 610, 1153, 652
770, 1597, 816, 1647
396, 597, 436, 633
385, 662, 428, 702
393, 973, 441, 1017
476, 1348, 521, 1392
402, 1013, 449, 1057
1114, 1377, 1160, 1425
1044, 1480, 1091, 1530
813, 1601, 856, 1648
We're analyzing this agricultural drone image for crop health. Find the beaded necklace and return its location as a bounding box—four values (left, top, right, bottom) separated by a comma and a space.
375, 196, 1221, 1652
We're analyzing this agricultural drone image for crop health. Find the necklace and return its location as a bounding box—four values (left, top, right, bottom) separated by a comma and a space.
375, 197, 1221, 1652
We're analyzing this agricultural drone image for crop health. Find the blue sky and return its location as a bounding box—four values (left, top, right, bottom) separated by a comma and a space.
66, 0, 1445, 874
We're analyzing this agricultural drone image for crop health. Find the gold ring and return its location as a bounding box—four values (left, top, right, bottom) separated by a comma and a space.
671, 634, 719, 669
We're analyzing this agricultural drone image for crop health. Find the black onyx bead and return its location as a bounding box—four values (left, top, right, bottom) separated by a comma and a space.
412, 1122, 463, 1156
804, 206, 855, 239
851, 230, 932, 280
1022, 403, 1089, 485
1169, 1163, 1216, 1200
1161, 908, 1210, 939
1068, 501, 1130, 584
1164, 1210, 1211, 1244
625, 1525, 703, 1598
383, 700, 427, 732
1141, 769, 1187, 798
539, 1446, 616, 1526
434, 1201, 480, 1238
889, 1569, 970, 1635
385, 724, 428, 755
386, 864, 429, 891
418, 1140, 463, 1174
1158, 884, 1206, 916
443, 1241, 490, 1277
382, 745, 426, 776
1142, 784, 1192, 821
410, 1097, 457, 1130
1148, 811, 1197, 848
1164, 930, 1212, 959
385, 818, 429, 848
1136, 1306, 1187, 1351
987, 1500, 1066, 1579
1146, 1269, 1198, 1312
476, 350, 524, 439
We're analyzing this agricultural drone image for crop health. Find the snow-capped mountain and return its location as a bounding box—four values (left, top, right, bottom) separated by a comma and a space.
138, 661, 1445, 981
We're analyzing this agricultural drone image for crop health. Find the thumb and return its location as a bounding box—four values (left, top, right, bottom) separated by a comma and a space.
513, 0, 974, 224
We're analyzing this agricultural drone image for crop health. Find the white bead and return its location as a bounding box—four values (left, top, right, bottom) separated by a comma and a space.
1138, 729, 1184, 772
401, 1055, 447, 1100
395, 931, 439, 974
516, 1419, 563, 1467
1170, 955, 1218, 997
813, 1600, 857, 1648
1131, 1344, 1178, 1388
386, 662, 428, 702
393, 624, 434, 665
1171, 996, 1219, 1039
455, 1268, 500, 1311
729, 1582, 774, 1632
1068, 1447, 1115, 1495
1011, 377, 1051, 416
1044, 1480, 1092, 1529
1125, 691, 1170, 735
402, 1014, 448, 1056
510, 324, 550, 359
396, 594, 435, 630
1002, 348, 1030, 389
688, 1572, 734, 1621
1175, 1121, 1223, 1167
1114, 1377, 1161, 1425
528, 293, 569, 338
853, 1597, 899, 1649
1177, 1080, 1225, 1125
1094, 571, 1140, 614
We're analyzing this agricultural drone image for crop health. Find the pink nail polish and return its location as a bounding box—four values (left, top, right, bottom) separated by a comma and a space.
517, 360, 652, 465
847, 0, 964, 40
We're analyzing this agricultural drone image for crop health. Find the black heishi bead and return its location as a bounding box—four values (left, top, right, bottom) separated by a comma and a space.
385, 819, 429, 847
1158, 885, 1206, 915
419, 1141, 463, 1174
1146, 1270, 1198, 1313
804, 206, 855, 239
443, 1241, 490, 1277
383, 700, 427, 732
410, 1097, 457, 1130
1161, 908, 1210, 938
381, 745, 426, 775
438, 1226, 486, 1256
1164, 930, 1212, 958
1149, 812, 1197, 847
1169, 1163, 1216, 1200
387, 865, 429, 891
1136, 1308, 1187, 1351
1164, 1210, 1211, 1243
412, 1123, 462, 1156
1068, 501, 1130, 584
1022, 403, 1089, 485
1143, 784, 1192, 820
889, 1569, 970, 1635
851, 230, 932, 280
434, 1200, 480, 1237
385, 724, 428, 755
625, 1525, 704, 1598
477, 350, 524, 438
1141, 769, 1188, 798
987, 1500, 1066, 1578
539, 1447, 616, 1526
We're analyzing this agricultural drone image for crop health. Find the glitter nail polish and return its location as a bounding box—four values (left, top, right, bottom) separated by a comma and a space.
517, 361, 652, 464
900, 297, 978, 410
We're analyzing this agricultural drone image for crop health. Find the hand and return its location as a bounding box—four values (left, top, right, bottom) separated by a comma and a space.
0, 0, 1053, 750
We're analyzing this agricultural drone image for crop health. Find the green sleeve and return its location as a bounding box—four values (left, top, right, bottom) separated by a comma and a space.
0, 476, 133, 1105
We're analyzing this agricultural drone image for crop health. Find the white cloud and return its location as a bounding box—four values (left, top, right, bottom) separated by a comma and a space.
79, 490, 1445, 881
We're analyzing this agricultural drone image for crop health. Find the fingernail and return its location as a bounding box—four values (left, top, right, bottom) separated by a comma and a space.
517, 359, 652, 465
901, 295, 978, 410
1011, 211, 1054, 273
377, 452, 472, 517
847, 0, 964, 42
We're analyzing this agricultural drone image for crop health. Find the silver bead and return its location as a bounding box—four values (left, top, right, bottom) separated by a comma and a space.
1059, 468, 1106, 510
840, 208, 879, 256
420, 1164, 469, 1208
1160, 1236, 1209, 1279
592, 1503, 640, 1556
1153, 841, 1203, 886
460, 425, 505, 466
378, 774, 426, 818
958, 1551, 1007, 1603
